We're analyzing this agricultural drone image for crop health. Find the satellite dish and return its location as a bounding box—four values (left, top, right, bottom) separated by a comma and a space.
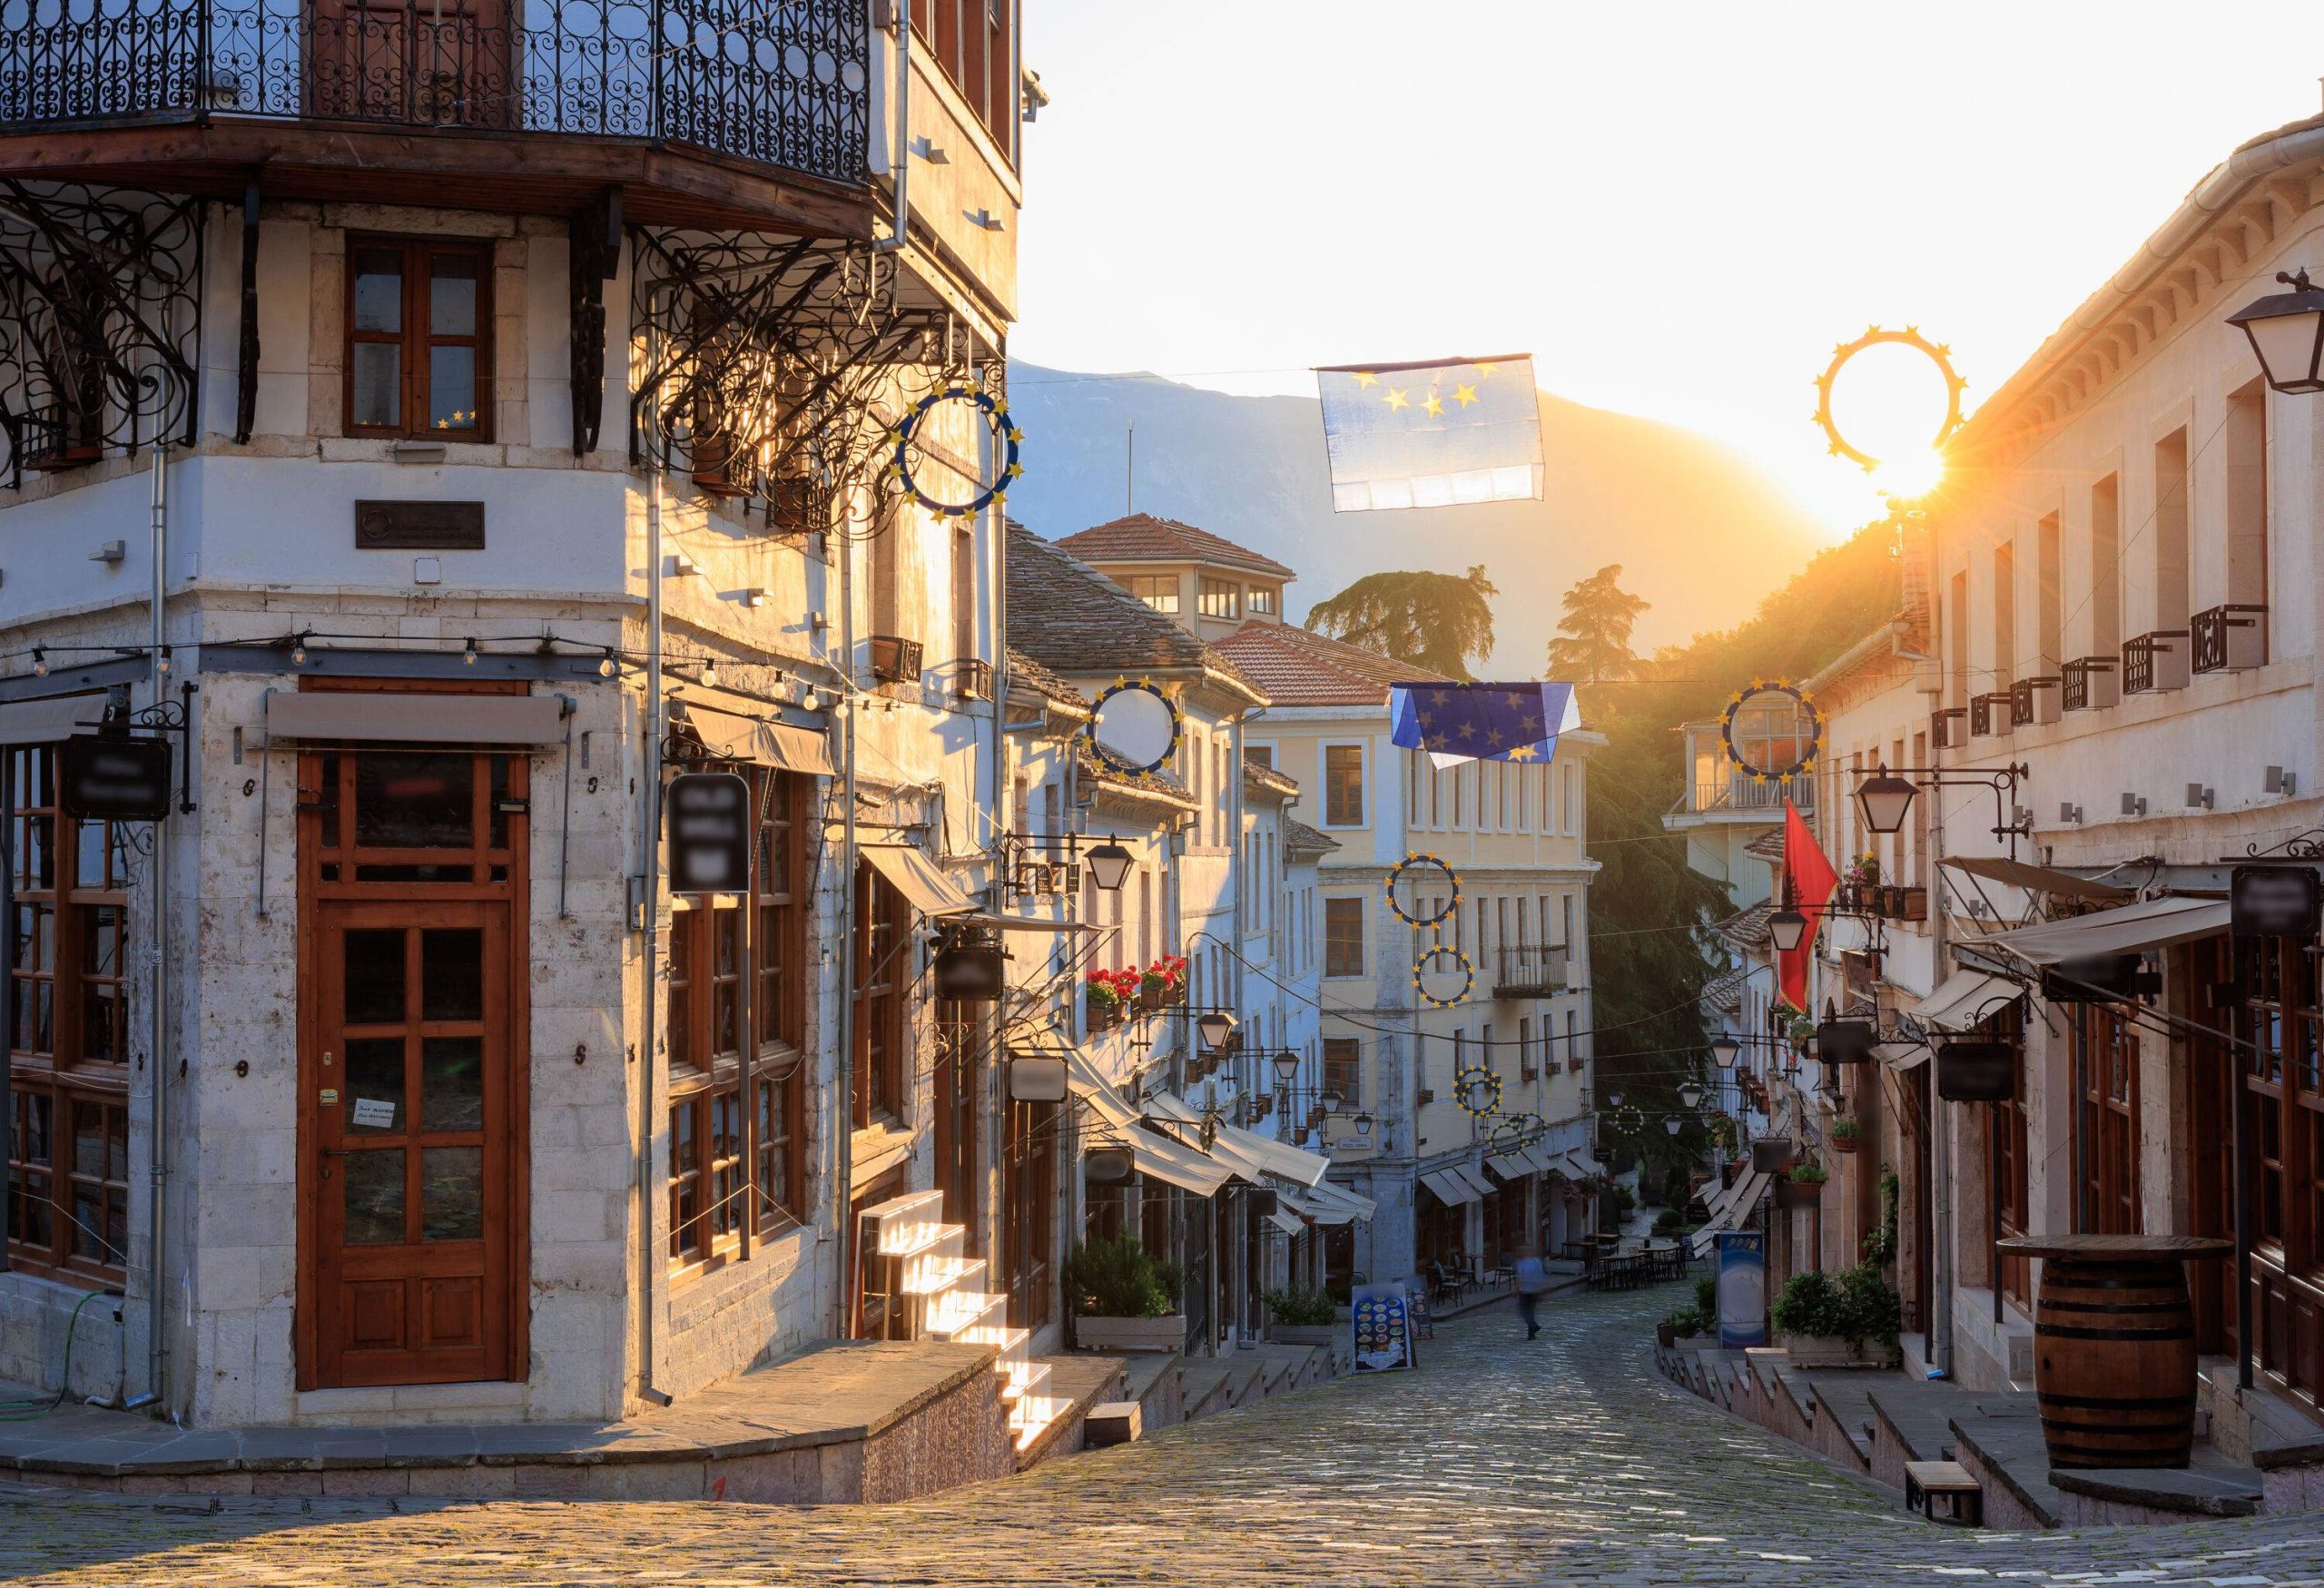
1089, 681, 1180, 775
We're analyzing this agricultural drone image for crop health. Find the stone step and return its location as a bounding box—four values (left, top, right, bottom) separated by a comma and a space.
924, 1287, 1006, 1339
861, 1190, 950, 1254
960, 1323, 1029, 1375
1000, 1359, 1052, 1403
901, 1248, 980, 1297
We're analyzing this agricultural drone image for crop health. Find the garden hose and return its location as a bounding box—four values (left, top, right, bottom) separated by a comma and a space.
0, 1288, 110, 1420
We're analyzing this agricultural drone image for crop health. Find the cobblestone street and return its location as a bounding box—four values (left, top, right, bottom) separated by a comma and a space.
0, 1285, 2319, 1586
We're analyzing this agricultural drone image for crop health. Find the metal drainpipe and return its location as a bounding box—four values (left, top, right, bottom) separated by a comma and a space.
635, 459, 670, 1406
872, 5, 911, 253
832, 478, 861, 1339
984, 389, 1007, 1271
143, 444, 170, 1410
1928, 756, 1954, 1378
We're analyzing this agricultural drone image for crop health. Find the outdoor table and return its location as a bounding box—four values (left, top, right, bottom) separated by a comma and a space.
1994, 1233, 2230, 1469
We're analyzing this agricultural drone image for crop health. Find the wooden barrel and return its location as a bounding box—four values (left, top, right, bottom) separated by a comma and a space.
2033, 1258, 2198, 1469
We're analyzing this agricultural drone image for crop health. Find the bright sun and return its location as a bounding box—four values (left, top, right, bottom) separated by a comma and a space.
1820, 338, 1959, 508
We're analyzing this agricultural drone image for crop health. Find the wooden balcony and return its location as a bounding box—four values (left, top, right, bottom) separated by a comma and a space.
0, 0, 872, 231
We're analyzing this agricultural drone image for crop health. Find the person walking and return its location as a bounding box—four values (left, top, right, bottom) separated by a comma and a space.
1513, 1247, 1551, 1339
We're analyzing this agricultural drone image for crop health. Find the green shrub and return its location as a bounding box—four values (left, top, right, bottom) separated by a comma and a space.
1652, 1208, 1684, 1236
1787, 1163, 1829, 1186
1063, 1237, 1184, 1319
1663, 1307, 1708, 1338
1829, 1117, 1862, 1140
1610, 1182, 1638, 1215
1260, 1287, 1336, 1327
1770, 1263, 1900, 1344
1695, 1275, 1718, 1317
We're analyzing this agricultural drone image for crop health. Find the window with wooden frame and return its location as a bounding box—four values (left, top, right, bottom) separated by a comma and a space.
2237, 935, 2324, 1412
1323, 1037, 1360, 1106
1324, 745, 1363, 827
1323, 898, 1364, 980
1989, 1005, 2032, 1309
1000, 1096, 1055, 1329
910, 0, 1018, 164
2073, 1001, 2142, 1236
667, 772, 812, 1272
852, 863, 911, 1128
346, 237, 490, 440
1197, 577, 1240, 620
6, 743, 132, 1283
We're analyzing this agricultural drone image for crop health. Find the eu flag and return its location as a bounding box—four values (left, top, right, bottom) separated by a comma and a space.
1389, 681, 1581, 768
1315, 354, 1544, 512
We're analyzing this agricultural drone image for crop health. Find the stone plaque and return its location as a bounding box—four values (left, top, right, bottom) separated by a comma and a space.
355, 500, 486, 550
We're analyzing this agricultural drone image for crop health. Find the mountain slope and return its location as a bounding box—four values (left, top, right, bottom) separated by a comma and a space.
1002, 361, 1828, 666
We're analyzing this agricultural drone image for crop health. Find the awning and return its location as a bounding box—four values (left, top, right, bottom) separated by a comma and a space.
862, 843, 979, 916
1563, 1149, 1609, 1179
1689, 1169, 1772, 1257
1521, 1144, 1562, 1176
1875, 1041, 1929, 1071
1265, 1209, 1305, 1238
0, 692, 106, 746
1420, 1169, 1482, 1207
669, 690, 837, 778
952, 911, 1100, 936
1485, 1152, 1535, 1179
1940, 854, 2132, 902
1144, 1095, 1331, 1189
1452, 1164, 1499, 1199
265, 690, 566, 745
1064, 1058, 1235, 1197
1982, 894, 2233, 966
1911, 969, 2023, 1031
1302, 1179, 1377, 1223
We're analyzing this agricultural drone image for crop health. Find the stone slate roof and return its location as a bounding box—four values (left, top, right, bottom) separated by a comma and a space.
1209, 621, 1451, 708
1714, 903, 1776, 952
1053, 514, 1295, 580
1744, 829, 1787, 863
1284, 818, 1340, 856
1008, 524, 1264, 702
1075, 740, 1197, 811
1243, 755, 1299, 801
1004, 646, 1088, 713
1703, 966, 1748, 1012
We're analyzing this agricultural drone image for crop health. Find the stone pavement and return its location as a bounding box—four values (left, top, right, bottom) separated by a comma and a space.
2, 1283, 2322, 1586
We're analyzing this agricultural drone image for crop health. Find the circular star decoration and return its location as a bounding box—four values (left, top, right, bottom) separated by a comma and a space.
1720, 678, 1823, 782
884, 377, 1023, 518
1412, 942, 1474, 1009
1453, 1064, 1502, 1119
1085, 677, 1183, 776
1811, 324, 1967, 474
1386, 852, 1461, 928
1612, 1105, 1644, 1136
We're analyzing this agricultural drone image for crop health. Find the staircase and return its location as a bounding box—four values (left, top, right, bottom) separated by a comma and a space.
860, 1189, 1064, 1454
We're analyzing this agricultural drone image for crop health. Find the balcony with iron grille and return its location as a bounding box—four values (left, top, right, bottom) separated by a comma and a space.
2191, 604, 2267, 674
0, 0, 873, 230
2122, 631, 2190, 695
1492, 943, 1569, 1000
1679, 773, 1815, 817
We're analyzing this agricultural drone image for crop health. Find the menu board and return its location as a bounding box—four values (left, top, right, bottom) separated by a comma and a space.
1350, 1281, 1416, 1373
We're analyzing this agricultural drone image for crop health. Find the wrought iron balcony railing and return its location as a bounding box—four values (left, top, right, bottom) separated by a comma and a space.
2061, 656, 2116, 713
1492, 943, 1569, 999
0, 0, 870, 187
1931, 705, 1966, 750
2191, 603, 2267, 674
1688, 774, 1815, 814
2122, 630, 2189, 695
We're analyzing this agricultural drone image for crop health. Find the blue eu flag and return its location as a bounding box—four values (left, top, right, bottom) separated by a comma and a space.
1315, 354, 1544, 512
1389, 682, 1580, 767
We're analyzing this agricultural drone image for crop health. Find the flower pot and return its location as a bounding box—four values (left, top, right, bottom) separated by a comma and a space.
1137, 983, 1164, 1011
1657, 1322, 1677, 1349
1775, 1179, 1823, 1210
1831, 1134, 1859, 1155
1777, 1332, 1898, 1369
1086, 997, 1120, 1032
1076, 1314, 1186, 1352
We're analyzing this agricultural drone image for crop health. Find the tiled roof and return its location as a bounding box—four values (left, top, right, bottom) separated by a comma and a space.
1075, 740, 1197, 811
1714, 903, 1776, 952
1284, 818, 1340, 855
1703, 967, 1748, 1012
1053, 514, 1295, 580
1243, 754, 1299, 801
1209, 621, 1451, 708
1007, 524, 1265, 702
1005, 647, 1088, 712
1744, 829, 1787, 863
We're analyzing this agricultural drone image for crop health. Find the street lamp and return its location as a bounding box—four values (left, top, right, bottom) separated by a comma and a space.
1271, 1050, 1301, 1085
1319, 1086, 1344, 1116
1663, 1113, 1683, 1136
1678, 1081, 1703, 1109
1709, 1034, 1741, 1070
2227, 267, 2324, 395
1768, 900, 1809, 954
1352, 1111, 1375, 1136
1854, 767, 1919, 836
1196, 1010, 1237, 1051
1083, 838, 1135, 893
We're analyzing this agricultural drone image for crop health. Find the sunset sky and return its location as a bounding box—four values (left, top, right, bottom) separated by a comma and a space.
1012, 3, 2324, 538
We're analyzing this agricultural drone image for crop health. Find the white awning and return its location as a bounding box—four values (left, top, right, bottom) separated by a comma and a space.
1420, 1169, 1482, 1207
1876, 1041, 1930, 1071
953, 911, 1100, 936
1562, 1149, 1609, 1179
1266, 1208, 1305, 1238
0, 692, 107, 745
1912, 969, 2023, 1032
1982, 894, 2234, 966
1302, 1179, 1377, 1224
264, 690, 566, 745
862, 843, 979, 916
671, 696, 837, 778
1453, 1164, 1500, 1199
1485, 1152, 1534, 1179
1689, 1169, 1772, 1257
1064, 1057, 1234, 1197
1940, 854, 2132, 902
1526, 1144, 1564, 1176
1143, 1099, 1331, 1189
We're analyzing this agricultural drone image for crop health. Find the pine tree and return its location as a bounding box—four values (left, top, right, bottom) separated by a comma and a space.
1303, 566, 1497, 679
1544, 564, 1649, 685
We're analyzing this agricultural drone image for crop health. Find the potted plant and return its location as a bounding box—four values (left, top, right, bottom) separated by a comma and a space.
1160, 954, 1188, 1004
1066, 1237, 1187, 1352
1771, 1263, 1902, 1367
1137, 961, 1169, 1011
1775, 1162, 1827, 1208
1786, 1011, 1817, 1057
1263, 1287, 1340, 1349
1658, 1306, 1709, 1349
1085, 970, 1123, 1032
1829, 1117, 1862, 1155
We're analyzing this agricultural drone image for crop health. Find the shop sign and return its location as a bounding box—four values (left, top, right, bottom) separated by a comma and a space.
933, 934, 1006, 1000
665, 772, 751, 892
58, 733, 172, 821
2232, 865, 2321, 939
1715, 1231, 1766, 1349
1935, 1040, 2015, 1102
1349, 1281, 1417, 1373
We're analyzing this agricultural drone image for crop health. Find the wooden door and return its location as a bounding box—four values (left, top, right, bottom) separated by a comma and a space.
307, 902, 513, 1386
307, 0, 517, 127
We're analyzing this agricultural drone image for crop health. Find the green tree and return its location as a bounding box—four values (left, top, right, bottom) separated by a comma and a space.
1545, 564, 1649, 684
1303, 566, 1497, 679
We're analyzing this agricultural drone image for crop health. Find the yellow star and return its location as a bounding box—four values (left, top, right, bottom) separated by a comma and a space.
1507, 744, 1538, 761
1452, 383, 1479, 408
1421, 391, 1445, 419
1384, 389, 1410, 412
1352, 371, 1379, 388
1006, 427, 1025, 444
1006, 460, 1024, 478
1475, 362, 1498, 379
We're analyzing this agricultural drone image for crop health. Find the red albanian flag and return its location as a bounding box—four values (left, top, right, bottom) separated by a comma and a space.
1777, 797, 1838, 1014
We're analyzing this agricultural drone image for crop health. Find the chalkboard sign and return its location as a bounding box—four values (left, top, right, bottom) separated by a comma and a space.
58, 734, 172, 821
2232, 865, 2321, 939
1935, 1040, 2015, 1102
933, 936, 1005, 1000
665, 772, 751, 893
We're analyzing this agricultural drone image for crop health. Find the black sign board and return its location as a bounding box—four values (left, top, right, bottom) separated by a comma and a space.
58, 734, 172, 821
665, 772, 751, 893
2232, 864, 2322, 939
933, 934, 1005, 1001
2040, 952, 2145, 1004
1935, 1041, 2015, 1103
354, 500, 487, 550
1814, 1017, 1876, 1065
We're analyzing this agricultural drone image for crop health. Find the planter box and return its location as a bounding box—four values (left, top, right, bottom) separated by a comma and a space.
1778, 1332, 1899, 1369
1076, 1315, 1185, 1353
1831, 1134, 1860, 1155
1775, 1179, 1823, 1210
1270, 1324, 1338, 1347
